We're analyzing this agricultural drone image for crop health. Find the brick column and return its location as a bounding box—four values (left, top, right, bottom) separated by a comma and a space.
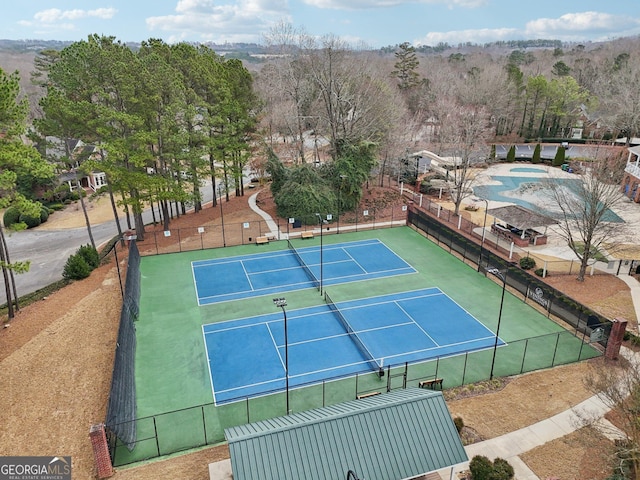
605, 318, 627, 361
90, 423, 114, 478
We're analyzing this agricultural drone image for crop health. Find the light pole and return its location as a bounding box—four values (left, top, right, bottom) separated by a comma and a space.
315, 213, 328, 295
273, 297, 290, 414
338, 175, 347, 234
485, 266, 507, 380
217, 183, 226, 247
475, 197, 489, 272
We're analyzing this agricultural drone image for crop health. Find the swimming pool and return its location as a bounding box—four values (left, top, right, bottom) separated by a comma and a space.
474, 175, 623, 223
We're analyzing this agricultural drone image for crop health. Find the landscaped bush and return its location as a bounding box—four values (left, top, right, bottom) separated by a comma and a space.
3, 206, 21, 227
553, 146, 565, 166
62, 254, 91, 280
19, 212, 41, 228
532, 143, 541, 164
469, 455, 514, 480
491, 458, 515, 480
47, 203, 65, 211
469, 455, 493, 480
40, 206, 49, 223
77, 244, 100, 270
534, 268, 545, 277
453, 416, 464, 433
519, 257, 536, 270
506, 145, 516, 163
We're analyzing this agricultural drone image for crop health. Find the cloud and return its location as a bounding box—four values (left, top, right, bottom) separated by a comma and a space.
525, 11, 640, 38
33, 8, 117, 24
414, 27, 517, 46
413, 11, 640, 46
303, 0, 485, 11
147, 0, 290, 43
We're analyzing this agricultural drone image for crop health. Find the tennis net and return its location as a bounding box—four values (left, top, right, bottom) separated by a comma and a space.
287, 239, 320, 289
324, 292, 382, 373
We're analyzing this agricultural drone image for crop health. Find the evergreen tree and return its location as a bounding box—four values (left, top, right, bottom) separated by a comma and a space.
532, 143, 541, 163
553, 145, 566, 166
391, 42, 421, 90
506, 145, 516, 162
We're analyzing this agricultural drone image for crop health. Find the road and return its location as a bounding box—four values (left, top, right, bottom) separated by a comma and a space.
0, 178, 227, 307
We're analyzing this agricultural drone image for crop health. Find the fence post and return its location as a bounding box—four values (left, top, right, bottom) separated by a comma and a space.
520, 339, 529, 374
202, 406, 208, 445
551, 333, 560, 366
461, 353, 468, 385
153, 417, 160, 457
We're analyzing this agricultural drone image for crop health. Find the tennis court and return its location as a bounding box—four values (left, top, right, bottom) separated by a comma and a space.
192, 238, 416, 304
203, 287, 505, 404
114, 228, 602, 466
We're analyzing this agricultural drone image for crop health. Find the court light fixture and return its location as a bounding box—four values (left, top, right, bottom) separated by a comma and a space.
315, 213, 329, 295
273, 297, 290, 414
485, 266, 507, 380
474, 197, 489, 272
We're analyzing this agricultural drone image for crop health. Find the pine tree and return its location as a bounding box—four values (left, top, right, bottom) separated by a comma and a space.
391, 42, 421, 90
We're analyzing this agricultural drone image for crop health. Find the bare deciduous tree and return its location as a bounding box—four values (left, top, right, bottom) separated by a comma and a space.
581, 355, 640, 479
432, 100, 493, 215
544, 150, 627, 281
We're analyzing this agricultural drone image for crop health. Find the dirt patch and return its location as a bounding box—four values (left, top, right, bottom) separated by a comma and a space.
2, 187, 636, 480
521, 426, 615, 480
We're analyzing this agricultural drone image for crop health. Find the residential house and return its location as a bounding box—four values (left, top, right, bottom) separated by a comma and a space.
622, 145, 640, 202
46, 137, 107, 193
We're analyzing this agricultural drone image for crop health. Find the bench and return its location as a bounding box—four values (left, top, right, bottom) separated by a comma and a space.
356, 391, 381, 400
419, 378, 443, 390
256, 236, 269, 245
301, 231, 314, 239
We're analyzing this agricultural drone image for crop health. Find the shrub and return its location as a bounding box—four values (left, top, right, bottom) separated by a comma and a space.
8, 222, 27, 231
491, 458, 514, 479
453, 416, 464, 433
534, 268, 545, 277
47, 203, 65, 211
519, 257, 536, 270
3, 206, 20, 227
77, 244, 100, 270
506, 145, 516, 163
19, 212, 41, 229
469, 455, 493, 480
40, 206, 49, 223
469, 456, 515, 480
63, 254, 91, 280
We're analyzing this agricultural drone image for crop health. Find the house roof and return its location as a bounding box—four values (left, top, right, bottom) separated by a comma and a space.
488, 205, 558, 230
225, 388, 467, 480
628, 145, 640, 157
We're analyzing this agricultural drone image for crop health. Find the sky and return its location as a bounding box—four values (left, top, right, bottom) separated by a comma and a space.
2, 1, 640, 49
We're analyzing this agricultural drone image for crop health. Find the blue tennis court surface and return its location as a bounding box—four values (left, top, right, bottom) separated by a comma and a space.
203, 287, 506, 404
192, 239, 416, 305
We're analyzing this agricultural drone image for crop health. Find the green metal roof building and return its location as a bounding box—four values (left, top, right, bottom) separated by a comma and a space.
225, 388, 467, 480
